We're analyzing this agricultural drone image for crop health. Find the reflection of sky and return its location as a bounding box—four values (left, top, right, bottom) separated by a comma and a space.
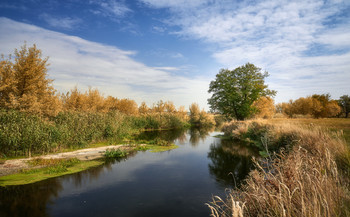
48, 132, 225, 217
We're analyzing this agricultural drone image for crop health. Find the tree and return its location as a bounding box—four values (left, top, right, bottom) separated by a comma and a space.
189, 103, 201, 125
252, 96, 275, 119
339, 95, 350, 118
311, 94, 341, 118
115, 98, 138, 115
189, 103, 215, 127
208, 63, 276, 120
138, 101, 150, 115
0, 43, 61, 116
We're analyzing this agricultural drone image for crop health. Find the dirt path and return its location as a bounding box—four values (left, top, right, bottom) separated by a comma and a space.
0, 145, 133, 177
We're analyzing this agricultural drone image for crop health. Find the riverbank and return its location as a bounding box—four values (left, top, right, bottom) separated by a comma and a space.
0, 142, 178, 186
208, 119, 350, 217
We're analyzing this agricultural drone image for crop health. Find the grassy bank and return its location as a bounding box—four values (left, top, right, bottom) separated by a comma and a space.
0, 158, 104, 186
208, 119, 350, 217
0, 141, 178, 186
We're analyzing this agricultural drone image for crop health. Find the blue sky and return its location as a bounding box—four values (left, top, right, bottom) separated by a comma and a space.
0, 0, 349, 110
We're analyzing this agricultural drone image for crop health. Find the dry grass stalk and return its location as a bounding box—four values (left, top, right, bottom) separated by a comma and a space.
210, 120, 350, 217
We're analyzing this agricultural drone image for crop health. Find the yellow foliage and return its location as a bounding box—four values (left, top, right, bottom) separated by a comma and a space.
115, 98, 139, 115
280, 95, 342, 118
0, 43, 61, 116
253, 96, 275, 119
152, 100, 166, 113
138, 101, 149, 115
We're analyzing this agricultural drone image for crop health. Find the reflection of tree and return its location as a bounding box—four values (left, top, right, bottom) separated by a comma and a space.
189, 127, 214, 146
0, 151, 139, 216
0, 179, 63, 217
135, 128, 187, 142
71, 151, 138, 188
207, 139, 258, 188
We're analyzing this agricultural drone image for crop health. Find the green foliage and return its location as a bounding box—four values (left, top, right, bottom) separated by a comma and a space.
208, 63, 276, 120
0, 109, 132, 157
339, 95, 350, 118
0, 109, 55, 157
0, 108, 189, 158
104, 149, 128, 158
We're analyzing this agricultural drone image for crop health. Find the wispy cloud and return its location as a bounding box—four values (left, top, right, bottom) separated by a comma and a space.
140, 0, 210, 9
0, 17, 210, 108
139, 0, 350, 102
90, 0, 132, 20
40, 13, 82, 30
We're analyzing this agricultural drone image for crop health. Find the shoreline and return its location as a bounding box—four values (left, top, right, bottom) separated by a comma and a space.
0, 144, 138, 178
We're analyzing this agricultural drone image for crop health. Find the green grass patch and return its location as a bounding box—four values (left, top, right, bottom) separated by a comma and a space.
0, 159, 103, 186
104, 149, 128, 158
144, 144, 179, 153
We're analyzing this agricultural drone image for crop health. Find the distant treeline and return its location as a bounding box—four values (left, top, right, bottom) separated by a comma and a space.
0, 44, 215, 157
276, 94, 349, 118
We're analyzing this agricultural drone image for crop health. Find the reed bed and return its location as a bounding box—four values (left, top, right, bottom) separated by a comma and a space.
208, 120, 350, 217
0, 109, 188, 157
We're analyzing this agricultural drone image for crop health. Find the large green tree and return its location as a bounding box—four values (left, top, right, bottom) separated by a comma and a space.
208, 63, 276, 120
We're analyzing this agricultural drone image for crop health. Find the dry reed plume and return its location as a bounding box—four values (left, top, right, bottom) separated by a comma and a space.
208, 120, 350, 217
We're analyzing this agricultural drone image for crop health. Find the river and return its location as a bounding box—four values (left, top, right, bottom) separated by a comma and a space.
0, 128, 257, 217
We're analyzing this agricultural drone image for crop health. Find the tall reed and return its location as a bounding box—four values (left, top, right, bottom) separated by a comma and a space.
209, 120, 350, 217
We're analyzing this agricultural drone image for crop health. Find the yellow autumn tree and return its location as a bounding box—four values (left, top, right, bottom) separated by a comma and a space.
152, 100, 166, 113
85, 87, 105, 113
103, 96, 118, 112
115, 98, 139, 115
176, 105, 189, 121
138, 101, 150, 115
62, 87, 87, 111
0, 43, 61, 116
253, 96, 275, 119
0, 58, 16, 108
164, 101, 176, 113
189, 103, 201, 125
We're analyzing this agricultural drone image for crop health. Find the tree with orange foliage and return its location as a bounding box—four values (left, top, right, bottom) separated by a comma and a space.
138, 101, 149, 115
62, 87, 87, 111
253, 96, 275, 119
164, 101, 176, 113
152, 100, 166, 113
115, 98, 139, 115
0, 43, 61, 116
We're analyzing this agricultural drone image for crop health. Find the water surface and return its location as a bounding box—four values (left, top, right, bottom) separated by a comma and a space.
0, 128, 257, 217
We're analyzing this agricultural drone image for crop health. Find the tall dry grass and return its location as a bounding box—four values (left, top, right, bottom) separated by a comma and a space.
208, 120, 350, 217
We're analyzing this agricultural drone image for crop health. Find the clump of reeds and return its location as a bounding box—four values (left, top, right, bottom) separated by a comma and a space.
209, 120, 350, 217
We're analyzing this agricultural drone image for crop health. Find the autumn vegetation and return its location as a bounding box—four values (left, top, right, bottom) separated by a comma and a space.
0, 44, 215, 158
208, 120, 350, 217
206, 63, 349, 217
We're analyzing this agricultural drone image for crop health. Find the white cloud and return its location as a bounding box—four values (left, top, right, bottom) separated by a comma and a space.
139, 0, 210, 9
90, 0, 132, 19
0, 17, 211, 109
140, 0, 350, 102
40, 13, 82, 30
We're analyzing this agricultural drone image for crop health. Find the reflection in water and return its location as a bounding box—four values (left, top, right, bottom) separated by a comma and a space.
207, 139, 258, 188
0, 128, 256, 217
189, 127, 215, 146
69, 151, 137, 188
135, 128, 187, 142
0, 179, 62, 217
